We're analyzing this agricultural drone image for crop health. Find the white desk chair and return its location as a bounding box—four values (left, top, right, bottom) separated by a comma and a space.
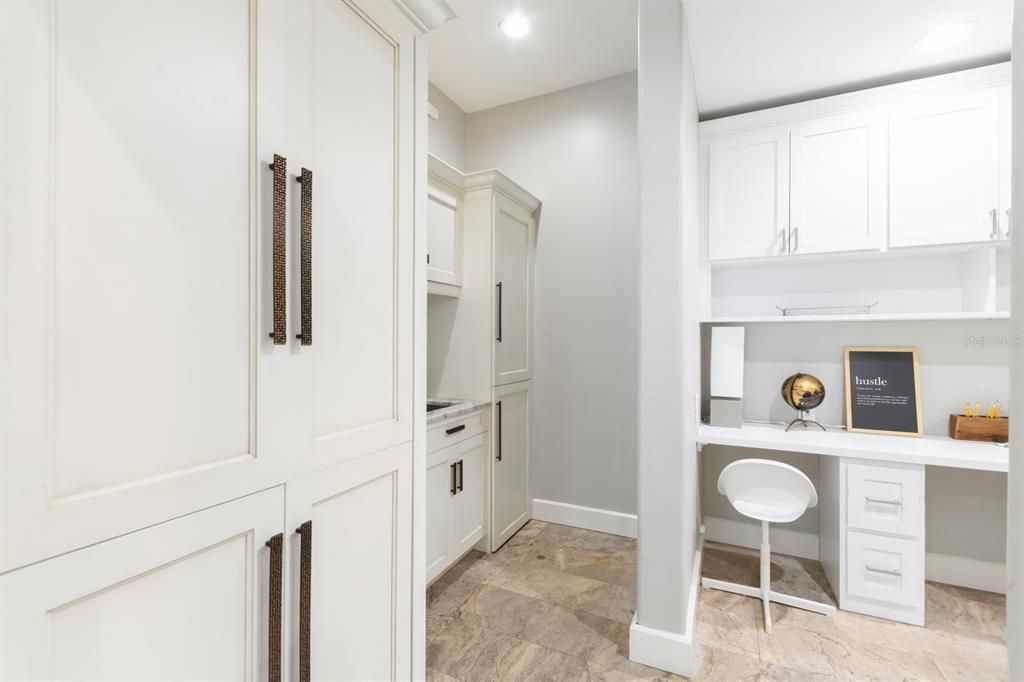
702, 458, 837, 633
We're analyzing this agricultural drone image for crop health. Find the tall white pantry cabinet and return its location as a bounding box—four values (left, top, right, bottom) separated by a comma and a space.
0, 0, 431, 679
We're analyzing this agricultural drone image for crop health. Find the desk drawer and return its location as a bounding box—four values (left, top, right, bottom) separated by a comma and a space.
847, 531, 923, 608
847, 462, 923, 538
428, 410, 486, 453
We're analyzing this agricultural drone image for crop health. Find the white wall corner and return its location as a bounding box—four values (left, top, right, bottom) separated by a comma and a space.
703, 516, 820, 561
531, 499, 637, 538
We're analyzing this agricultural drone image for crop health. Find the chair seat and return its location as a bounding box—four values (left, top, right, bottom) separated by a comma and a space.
733, 498, 807, 524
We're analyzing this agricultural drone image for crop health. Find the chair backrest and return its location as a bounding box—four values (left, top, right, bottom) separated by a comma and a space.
717, 458, 818, 515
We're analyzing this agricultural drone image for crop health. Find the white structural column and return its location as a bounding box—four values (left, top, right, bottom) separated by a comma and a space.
631, 0, 704, 676
1009, 3, 1023, 680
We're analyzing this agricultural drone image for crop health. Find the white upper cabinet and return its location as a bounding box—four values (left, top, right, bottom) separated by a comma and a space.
707, 126, 790, 261
428, 157, 464, 290
293, 0, 415, 472
493, 193, 535, 386
0, 0, 294, 572
889, 88, 1001, 247
999, 85, 1012, 240
790, 112, 887, 254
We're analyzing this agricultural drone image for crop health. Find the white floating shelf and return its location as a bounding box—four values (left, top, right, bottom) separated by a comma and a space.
704, 311, 1010, 324
697, 422, 1008, 473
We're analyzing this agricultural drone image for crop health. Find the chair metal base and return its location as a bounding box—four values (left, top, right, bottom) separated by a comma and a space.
701, 522, 836, 633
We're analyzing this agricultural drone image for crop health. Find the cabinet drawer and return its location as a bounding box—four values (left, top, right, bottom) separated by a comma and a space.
846, 462, 923, 538
428, 410, 485, 452
846, 531, 923, 608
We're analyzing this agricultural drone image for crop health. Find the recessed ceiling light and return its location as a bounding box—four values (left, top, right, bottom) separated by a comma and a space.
915, 21, 978, 51
499, 14, 530, 39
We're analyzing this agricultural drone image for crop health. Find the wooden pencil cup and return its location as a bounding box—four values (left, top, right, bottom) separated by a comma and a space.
948, 415, 1009, 442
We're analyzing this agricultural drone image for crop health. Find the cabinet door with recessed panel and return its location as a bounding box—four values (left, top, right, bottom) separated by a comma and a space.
0, 487, 283, 682
493, 193, 535, 386
0, 0, 298, 572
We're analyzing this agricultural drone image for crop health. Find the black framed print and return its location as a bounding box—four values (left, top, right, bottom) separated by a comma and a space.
844, 347, 923, 436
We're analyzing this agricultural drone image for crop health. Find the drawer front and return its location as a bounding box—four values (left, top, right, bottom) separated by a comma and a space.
846, 531, 923, 608
428, 410, 486, 453
847, 462, 923, 538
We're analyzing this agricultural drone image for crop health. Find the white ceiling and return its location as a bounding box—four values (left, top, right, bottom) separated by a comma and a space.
425, 0, 638, 113
684, 0, 1013, 119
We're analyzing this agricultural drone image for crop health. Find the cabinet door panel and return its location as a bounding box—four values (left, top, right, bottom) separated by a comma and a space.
889, 90, 1000, 247
0, 0, 294, 572
426, 452, 453, 583
493, 194, 534, 386
1, 487, 283, 681
790, 112, 886, 254
491, 382, 531, 550
285, 442, 412, 682
999, 84, 1012, 238
296, 0, 414, 471
451, 434, 486, 554
707, 126, 790, 261
427, 179, 460, 285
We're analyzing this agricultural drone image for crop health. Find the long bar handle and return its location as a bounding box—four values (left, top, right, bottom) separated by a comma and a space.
991, 208, 1000, 240
265, 533, 283, 682
450, 462, 457, 496
777, 228, 787, 255
1006, 208, 1011, 239
496, 401, 503, 462
268, 155, 287, 345
866, 565, 902, 577
295, 521, 312, 682
496, 282, 503, 342
295, 169, 313, 345
790, 226, 799, 253
457, 459, 464, 492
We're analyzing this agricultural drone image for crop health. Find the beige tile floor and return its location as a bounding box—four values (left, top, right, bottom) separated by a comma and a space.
426, 521, 1008, 681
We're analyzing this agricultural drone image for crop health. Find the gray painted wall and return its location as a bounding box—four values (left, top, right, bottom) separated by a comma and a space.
701, 319, 1009, 564
465, 72, 640, 516
428, 82, 467, 170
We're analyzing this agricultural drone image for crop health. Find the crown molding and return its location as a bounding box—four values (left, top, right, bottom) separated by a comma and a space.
428, 154, 542, 215
392, 0, 455, 33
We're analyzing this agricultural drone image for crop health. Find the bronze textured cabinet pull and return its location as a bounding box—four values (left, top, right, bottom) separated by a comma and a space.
264, 533, 283, 682
268, 154, 287, 345
295, 520, 313, 682
295, 168, 312, 345
445, 424, 466, 436
450, 462, 457, 496
457, 459, 464, 492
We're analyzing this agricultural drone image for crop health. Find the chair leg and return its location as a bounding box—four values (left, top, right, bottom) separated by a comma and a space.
760, 521, 772, 633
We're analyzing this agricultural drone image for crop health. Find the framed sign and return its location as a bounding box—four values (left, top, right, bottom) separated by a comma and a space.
844, 347, 923, 436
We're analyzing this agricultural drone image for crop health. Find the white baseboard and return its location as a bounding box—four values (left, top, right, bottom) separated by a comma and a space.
703, 516, 819, 560
628, 525, 704, 678
532, 498, 637, 538
926, 553, 1007, 595
704, 516, 1008, 595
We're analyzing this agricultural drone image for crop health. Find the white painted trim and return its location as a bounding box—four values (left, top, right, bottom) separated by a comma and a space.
926, 553, 1007, 595
706, 516, 1009, 595
629, 616, 695, 678
703, 516, 819, 561
531, 498, 637, 539
391, 0, 455, 33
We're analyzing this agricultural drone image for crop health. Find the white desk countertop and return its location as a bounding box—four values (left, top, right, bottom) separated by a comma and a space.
697, 422, 1008, 473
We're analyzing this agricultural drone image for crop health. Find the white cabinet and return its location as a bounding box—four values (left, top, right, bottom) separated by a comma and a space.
285, 442, 412, 682
294, 0, 415, 474
820, 458, 925, 626
428, 157, 464, 291
0, 0, 295, 573
707, 126, 790, 261
790, 112, 886, 254
889, 89, 1001, 247
493, 193, 536, 386
1, 488, 284, 681
426, 421, 487, 583
491, 381, 532, 550
999, 85, 1012, 240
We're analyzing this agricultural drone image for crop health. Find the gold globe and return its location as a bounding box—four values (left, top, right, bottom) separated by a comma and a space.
782, 373, 826, 412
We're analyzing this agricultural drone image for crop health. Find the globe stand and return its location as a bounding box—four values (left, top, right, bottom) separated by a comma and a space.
785, 410, 826, 432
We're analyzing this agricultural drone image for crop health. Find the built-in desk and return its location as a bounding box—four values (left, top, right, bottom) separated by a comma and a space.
696, 422, 1009, 626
